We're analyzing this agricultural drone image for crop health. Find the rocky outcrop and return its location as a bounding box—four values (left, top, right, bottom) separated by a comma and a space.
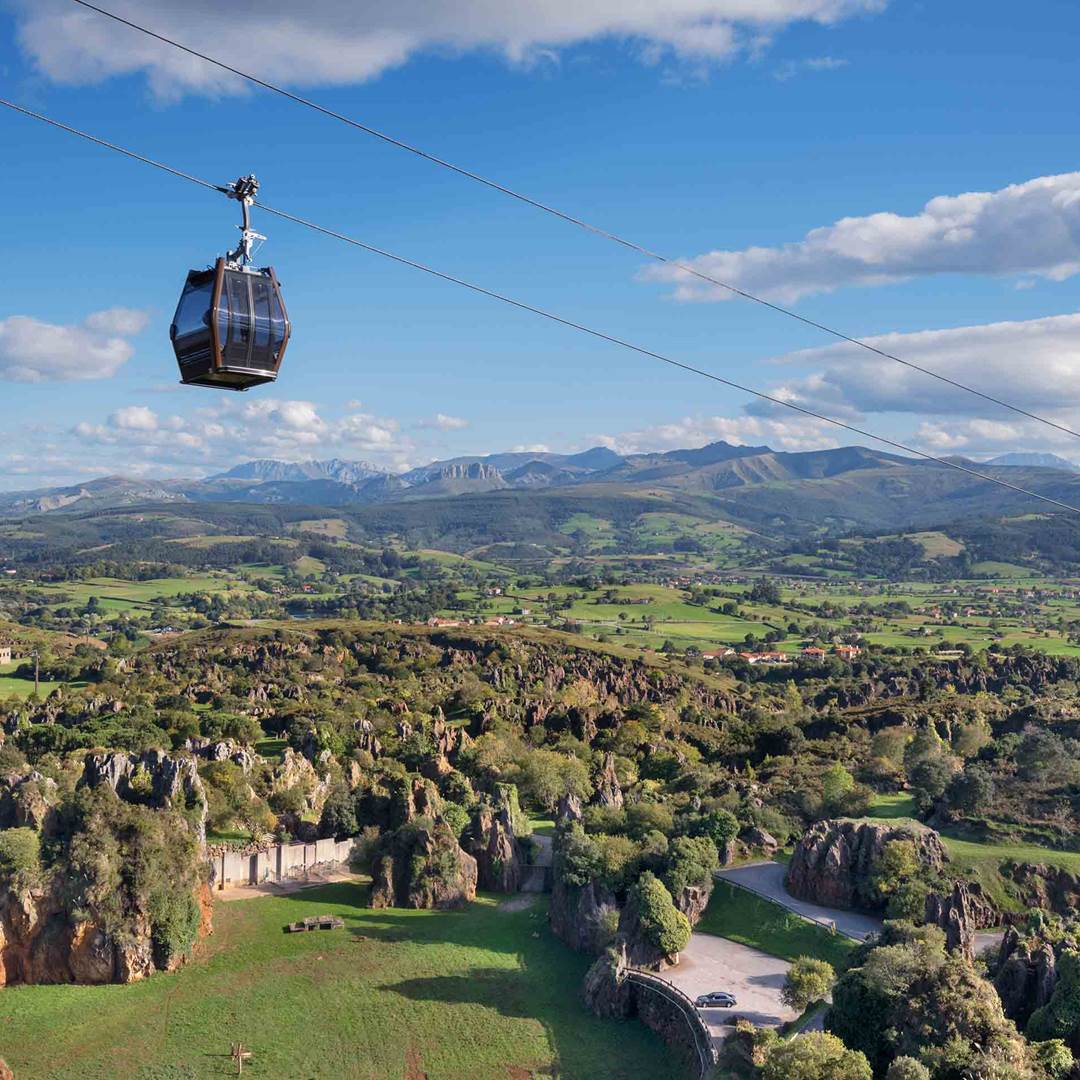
462, 802, 522, 893
0, 874, 210, 987
1002, 862, 1080, 917
81, 750, 208, 842
743, 826, 778, 856
924, 880, 998, 959
583, 947, 633, 1018
592, 752, 624, 808
786, 818, 947, 912
556, 792, 583, 826
672, 882, 713, 929
270, 748, 330, 817
368, 823, 477, 910
993, 927, 1057, 1026
187, 738, 257, 774
0, 770, 58, 832
549, 875, 618, 954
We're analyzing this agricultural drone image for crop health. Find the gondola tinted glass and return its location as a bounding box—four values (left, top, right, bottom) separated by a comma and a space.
171, 259, 290, 391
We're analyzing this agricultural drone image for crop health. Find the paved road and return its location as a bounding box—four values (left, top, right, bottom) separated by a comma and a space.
664, 932, 799, 1047
717, 862, 884, 940
719, 863, 1009, 954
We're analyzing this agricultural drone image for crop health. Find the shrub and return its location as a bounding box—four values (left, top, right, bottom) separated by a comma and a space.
885, 1057, 930, 1080
558, 827, 602, 887
631, 871, 690, 956
0, 827, 41, 885
318, 783, 358, 838
781, 956, 835, 1010
762, 1032, 871, 1080
663, 835, 718, 895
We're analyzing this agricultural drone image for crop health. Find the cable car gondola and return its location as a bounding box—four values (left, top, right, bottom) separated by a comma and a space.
171, 175, 290, 391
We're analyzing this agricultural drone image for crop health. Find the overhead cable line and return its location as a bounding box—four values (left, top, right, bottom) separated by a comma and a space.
3, 95, 1080, 518
63, 0, 1080, 445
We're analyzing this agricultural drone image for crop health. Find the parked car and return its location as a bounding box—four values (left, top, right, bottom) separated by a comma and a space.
695, 991, 737, 1008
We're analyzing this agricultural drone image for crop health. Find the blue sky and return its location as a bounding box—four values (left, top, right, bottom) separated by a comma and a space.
3, 0, 1080, 489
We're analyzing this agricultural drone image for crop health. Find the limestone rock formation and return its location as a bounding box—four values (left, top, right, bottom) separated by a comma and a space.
743, 826, 778, 855
81, 750, 208, 842
549, 875, 618, 954
369, 822, 477, 910
993, 927, 1059, 1026
1003, 862, 1080, 917
556, 792, 583, 826
924, 880, 997, 959
583, 947, 633, 1019
592, 752, 624, 809
462, 802, 522, 893
672, 882, 713, 929
786, 818, 947, 911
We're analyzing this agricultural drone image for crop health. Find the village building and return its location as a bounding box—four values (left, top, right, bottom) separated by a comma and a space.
801, 646, 826, 660
834, 644, 861, 660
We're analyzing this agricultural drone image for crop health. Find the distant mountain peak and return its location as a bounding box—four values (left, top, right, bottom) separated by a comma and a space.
214, 458, 389, 484
985, 452, 1078, 472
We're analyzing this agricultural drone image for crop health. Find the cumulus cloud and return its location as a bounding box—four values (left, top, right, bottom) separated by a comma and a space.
68, 397, 416, 476
418, 413, 469, 431
596, 412, 838, 454
751, 312, 1080, 420
645, 172, 1080, 303
14, 0, 886, 96
0, 308, 147, 382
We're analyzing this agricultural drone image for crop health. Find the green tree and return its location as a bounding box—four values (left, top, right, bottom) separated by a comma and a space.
885, 1058, 930, 1080
515, 749, 592, 811
1033, 1040, 1074, 1080
781, 956, 836, 1010
821, 762, 855, 813
318, 782, 358, 839
761, 1032, 871, 1080
631, 871, 691, 956
872, 839, 921, 901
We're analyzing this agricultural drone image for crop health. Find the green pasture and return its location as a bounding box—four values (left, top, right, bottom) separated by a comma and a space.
0, 884, 676, 1080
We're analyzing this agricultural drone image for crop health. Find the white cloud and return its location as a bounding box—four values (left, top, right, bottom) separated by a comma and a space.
645, 172, 1080, 303
773, 54, 847, 80
66, 397, 416, 476
111, 405, 159, 431
0, 308, 147, 382
597, 412, 837, 454
752, 312, 1080, 420
14, 0, 887, 96
418, 413, 469, 431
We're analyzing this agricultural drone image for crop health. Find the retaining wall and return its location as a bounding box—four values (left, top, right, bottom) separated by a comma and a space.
208, 837, 357, 890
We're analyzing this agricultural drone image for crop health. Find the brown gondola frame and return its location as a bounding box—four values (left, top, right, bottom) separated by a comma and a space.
173, 258, 291, 391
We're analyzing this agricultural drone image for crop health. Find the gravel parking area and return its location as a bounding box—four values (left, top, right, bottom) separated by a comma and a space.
664, 932, 799, 1046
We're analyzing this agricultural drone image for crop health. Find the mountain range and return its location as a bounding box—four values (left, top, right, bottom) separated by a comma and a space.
2, 441, 1079, 541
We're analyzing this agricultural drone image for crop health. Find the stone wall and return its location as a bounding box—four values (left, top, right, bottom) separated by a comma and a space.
208, 837, 356, 890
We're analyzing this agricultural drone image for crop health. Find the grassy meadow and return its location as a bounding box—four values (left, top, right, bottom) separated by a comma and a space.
0, 883, 677, 1080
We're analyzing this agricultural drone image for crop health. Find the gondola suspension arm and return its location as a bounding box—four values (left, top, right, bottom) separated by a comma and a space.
225, 174, 266, 268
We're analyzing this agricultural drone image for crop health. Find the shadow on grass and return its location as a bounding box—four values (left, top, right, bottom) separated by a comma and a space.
252, 882, 680, 1079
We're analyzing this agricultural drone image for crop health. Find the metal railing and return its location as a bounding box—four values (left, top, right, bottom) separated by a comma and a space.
625, 968, 718, 1079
